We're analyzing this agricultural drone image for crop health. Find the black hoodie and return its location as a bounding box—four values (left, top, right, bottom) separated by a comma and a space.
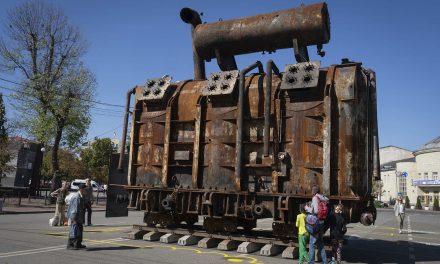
330, 213, 347, 240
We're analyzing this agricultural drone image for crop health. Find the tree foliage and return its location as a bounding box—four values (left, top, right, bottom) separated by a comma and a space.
80, 138, 113, 184
434, 197, 439, 211
0, 93, 13, 184
41, 149, 86, 183
415, 196, 422, 210
0, 2, 96, 194
405, 196, 410, 208
371, 180, 383, 198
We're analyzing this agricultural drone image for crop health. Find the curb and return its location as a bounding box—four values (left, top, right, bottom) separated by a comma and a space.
376, 208, 440, 214
0, 208, 107, 215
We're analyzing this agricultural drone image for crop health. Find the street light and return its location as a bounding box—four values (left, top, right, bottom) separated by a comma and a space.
395, 170, 401, 199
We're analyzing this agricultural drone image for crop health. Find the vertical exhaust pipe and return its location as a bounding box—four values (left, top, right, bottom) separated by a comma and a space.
264, 60, 281, 157
235, 61, 264, 192
180, 8, 206, 80
118, 87, 136, 171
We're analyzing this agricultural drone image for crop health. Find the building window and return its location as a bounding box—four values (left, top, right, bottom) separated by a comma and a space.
399, 176, 407, 196
433, 172, 438, 180
424, 172, 429, 180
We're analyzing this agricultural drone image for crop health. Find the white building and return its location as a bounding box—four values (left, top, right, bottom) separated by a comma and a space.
379, 136, 440, 207
379, 146, 415, 202
413, 136, 440, 206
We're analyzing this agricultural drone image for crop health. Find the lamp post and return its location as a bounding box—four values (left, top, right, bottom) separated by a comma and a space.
395, 170, 401, 199
38, 146, 46, 197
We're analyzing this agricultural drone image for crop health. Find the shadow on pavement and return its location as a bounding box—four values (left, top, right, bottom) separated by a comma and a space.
85, 245, 141, 252
344, 236, 439, 263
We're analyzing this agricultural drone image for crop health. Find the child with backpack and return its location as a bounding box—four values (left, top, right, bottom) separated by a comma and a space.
330, 204, 347, 264
296, 203, 309, 263
306, 186, 329, 264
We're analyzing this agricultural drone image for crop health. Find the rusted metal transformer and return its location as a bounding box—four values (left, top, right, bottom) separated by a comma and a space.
119, 2, 379, 238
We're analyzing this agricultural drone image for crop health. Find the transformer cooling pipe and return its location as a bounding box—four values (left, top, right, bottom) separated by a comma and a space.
118, 87, 136, 171
235, 61, 264, 192
264, 60, 282, 157
180, 8, 206, 80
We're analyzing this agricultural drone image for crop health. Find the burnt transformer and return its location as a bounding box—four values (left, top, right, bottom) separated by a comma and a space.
118, 2, 379, 238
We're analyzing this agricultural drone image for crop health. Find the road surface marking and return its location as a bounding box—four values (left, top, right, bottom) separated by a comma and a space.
407, 216, 415, 262
0, 238, 124, 258
45, 234, 264, 264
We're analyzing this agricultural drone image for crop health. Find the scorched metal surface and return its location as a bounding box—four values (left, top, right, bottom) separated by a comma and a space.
117, 2, 379, 238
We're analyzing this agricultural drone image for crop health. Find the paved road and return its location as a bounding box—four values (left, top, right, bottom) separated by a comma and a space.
0, 209, 439, 263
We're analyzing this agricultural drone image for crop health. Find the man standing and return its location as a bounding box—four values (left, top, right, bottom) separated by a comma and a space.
307, 185, 329, 264
66, 184, 86, 249
50, 181, 69, 226
84, 178, 94, 226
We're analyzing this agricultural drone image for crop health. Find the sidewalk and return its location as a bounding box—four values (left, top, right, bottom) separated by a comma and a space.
0, 199, 107, 214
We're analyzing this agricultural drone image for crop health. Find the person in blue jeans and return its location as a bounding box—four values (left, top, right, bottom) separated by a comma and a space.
307, 186, 328, 264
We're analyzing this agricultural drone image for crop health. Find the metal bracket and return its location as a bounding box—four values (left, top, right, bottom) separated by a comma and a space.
293, 38, 309, 63
277, 152, 290, 177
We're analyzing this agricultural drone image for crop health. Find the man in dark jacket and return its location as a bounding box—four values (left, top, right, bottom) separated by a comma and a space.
84, 178, 94, 226
66, 184, 86, 249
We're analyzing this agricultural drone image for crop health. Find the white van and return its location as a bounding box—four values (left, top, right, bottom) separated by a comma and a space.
71, 179, 102, 192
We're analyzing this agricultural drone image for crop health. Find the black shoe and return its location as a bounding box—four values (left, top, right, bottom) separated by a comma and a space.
77, 244, 87, 249
67, 246, 78, 250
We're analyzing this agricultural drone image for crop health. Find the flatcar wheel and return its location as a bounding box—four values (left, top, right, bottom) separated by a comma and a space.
185, 219, 196, 227
242, 224, 253, 232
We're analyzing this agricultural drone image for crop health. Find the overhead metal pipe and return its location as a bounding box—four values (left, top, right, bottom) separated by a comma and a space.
180, 8, 206, 80
235, 61, 264, 192
191, 3, 330, 60
264, 60, 281, 157
118, 87, 136, 171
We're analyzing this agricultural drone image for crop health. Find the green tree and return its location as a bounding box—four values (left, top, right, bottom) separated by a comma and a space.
41, 149, 87, 183
0, 93, 13, 185
80, 138, 113, 184
415, 196, 422, 210
372, 180, 383, 199
405, 196, 410, 208
434, 197, 439, 211
0, 2, 96, 196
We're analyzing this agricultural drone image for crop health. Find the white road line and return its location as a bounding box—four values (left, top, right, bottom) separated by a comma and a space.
0, 245, 66, 256
0, 238, 124, 258
405, 229, 440, 235
407, 216, 415, 262
412, 241, 440, 247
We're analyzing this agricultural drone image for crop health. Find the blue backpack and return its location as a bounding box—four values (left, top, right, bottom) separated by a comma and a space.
305, 214, 322, 234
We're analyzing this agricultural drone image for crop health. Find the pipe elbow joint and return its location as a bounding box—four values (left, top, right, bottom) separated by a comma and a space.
180, 8, 202, 28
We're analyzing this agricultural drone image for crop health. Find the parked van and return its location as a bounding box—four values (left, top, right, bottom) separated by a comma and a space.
71, 179, 102, 192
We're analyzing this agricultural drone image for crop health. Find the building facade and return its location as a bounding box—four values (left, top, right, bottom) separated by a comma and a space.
379, 136, 440, 207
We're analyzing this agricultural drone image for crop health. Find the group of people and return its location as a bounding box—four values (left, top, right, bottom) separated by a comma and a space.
296, 186, 347, 264
49, 178, 95, 250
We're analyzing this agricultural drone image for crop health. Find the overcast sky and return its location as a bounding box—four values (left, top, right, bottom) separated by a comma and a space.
0, 0, 439, 151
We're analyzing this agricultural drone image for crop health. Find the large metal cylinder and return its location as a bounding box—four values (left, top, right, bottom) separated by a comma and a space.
192, 2, 330, 59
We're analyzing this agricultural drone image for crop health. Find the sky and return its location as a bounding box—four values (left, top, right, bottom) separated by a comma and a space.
0, 0, 439, 151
